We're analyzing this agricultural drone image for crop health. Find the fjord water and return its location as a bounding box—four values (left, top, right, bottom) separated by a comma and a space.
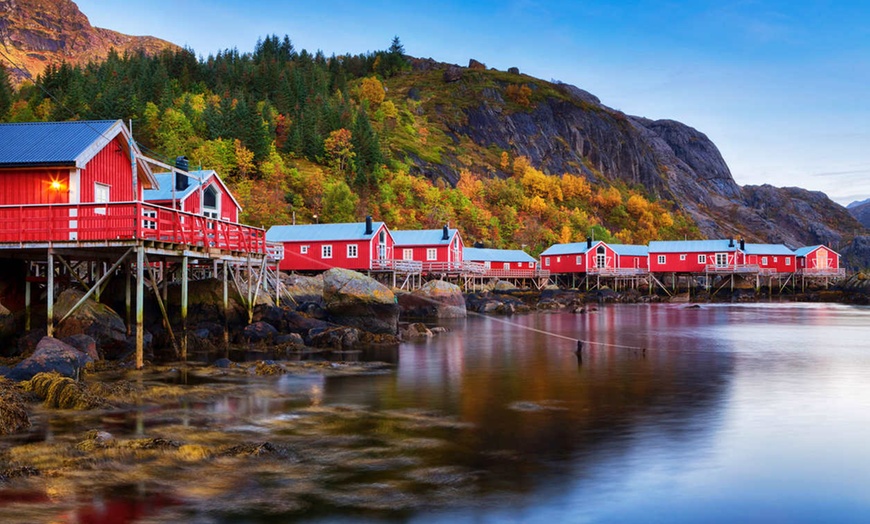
356, 303, 870, 523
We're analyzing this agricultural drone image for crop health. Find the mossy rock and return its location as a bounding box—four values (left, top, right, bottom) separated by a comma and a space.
23, 372, 105, 410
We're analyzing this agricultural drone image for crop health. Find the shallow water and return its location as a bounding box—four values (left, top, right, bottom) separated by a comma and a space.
4, 302, 870, 523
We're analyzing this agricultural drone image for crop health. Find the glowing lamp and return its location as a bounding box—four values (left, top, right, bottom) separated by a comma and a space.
50, 180, 64, 191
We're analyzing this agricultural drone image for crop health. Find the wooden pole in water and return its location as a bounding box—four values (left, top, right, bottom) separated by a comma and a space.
181, 255, 189, 362
135, 245, 144, 369
125, 262, 132, 336
46, 250, 54, 338
25, 277, 31, 332
223, 261, 229, 352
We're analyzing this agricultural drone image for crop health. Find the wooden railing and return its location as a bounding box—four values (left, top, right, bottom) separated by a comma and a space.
800, 267, 845, 276
587, 267, 648, 276
371, 259, 424, 272
704, 263, 761, 274
0, 202, 266, 254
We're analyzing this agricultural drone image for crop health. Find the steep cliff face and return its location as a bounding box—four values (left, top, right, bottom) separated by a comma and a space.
398, 60, 866, 257
0, 0, 177, 84
848, 201, 870, 229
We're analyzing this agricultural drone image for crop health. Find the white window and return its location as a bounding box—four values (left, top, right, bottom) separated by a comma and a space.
142, 209, 157, 230
403, 249, 413, 260
322, 245, 332, 259
503, 262, 510, 270
576, 255, 582, 265
301, 245, 309, 254
545, 258, 550, 267
347, 244, 358, 258
529, 262, 534, 268
680, 254, 686, 261
94, 183, 109, 215
773, 257, 778, 263
657, 255, 666, 265
761, 256, 768, 265
698, 254, 706, 264
427, 248, 437, 261
557, 256, 561, 263
786, 258, 791, 266
716, 253, 728, 266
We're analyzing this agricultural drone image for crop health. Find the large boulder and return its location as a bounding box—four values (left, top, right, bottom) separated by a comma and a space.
279, 274, 324, 305
54, 289, 127, 359
399, 280, 466, 318
322, 268, 399, 334
7, 336, 93, 381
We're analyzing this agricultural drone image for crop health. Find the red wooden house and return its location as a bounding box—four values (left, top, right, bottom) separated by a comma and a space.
266, 217, 395, 272
144, 167, 241, 223
743, 243, 796, 274
795, 245, 843, 276
462, 247, 539, 277
648, 239, 746, 273
539, 240, 647, 275
0, 120, 265, 252
391, 226, 464, 273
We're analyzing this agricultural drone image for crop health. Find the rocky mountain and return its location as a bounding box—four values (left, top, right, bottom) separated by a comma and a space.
848, 201, 870, 228
0, 0, 178, 84
395, 59, 867, 256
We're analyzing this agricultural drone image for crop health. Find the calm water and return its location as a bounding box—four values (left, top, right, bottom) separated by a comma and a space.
9, 302, 870, 523
331, 302, 870, 523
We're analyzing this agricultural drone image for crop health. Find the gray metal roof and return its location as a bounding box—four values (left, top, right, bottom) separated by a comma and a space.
0, 120, 120, 167
609, 244, 649, 256
742, 243, 795, 256
463, 247, 537, 263
794, 245, 826, 257
539, 241, 600, 256
391, 228, 458, 246
266, 222, 386, 242
649, 240, 740, 253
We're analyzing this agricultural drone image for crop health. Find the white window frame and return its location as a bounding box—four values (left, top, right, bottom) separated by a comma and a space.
301, 245, 309, 254
773, 257, 778, 263
403, 248, 413, 260
761, 256, 768, 265
94, 182, 109, 215
786, 258, 791, 266
576, 255, 582, 265
657, 255, 666, 265
680, 254, 686, 261
347, 244, 358, 258
545, 257, 550, 267
715, 253, 728, 266
322, 245, 332, 259
503, 262, 510, 270
427, 248, 437, 261
698, 254, 706, 264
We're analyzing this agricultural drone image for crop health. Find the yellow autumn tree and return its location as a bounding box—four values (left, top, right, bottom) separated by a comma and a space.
359, 76, 385, 108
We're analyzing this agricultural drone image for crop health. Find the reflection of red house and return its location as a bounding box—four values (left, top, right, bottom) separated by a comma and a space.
144, 169, 241, 223
266, 217, 394, 272
391, 227, 463, 272
795, 245, 843, 275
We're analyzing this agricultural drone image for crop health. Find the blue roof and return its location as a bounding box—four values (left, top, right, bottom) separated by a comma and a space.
742, 243, 794, 256
266, 222, 386, 242
463, 247, 537, 263
143, 170, 217, 201
609, 244, 649, 256
649, 240, 740, 253
0, 120, 120, 167
794, 245, 825, 257
539, 241, 601, 256
391, 228, 459, 246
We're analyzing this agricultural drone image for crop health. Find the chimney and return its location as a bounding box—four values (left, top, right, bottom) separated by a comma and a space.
365, 216, 373, 235
442, 225, 449, 241
739, 238, 745, 250
175, 156, 190, 191
586, 237, 592, 249
729, 238, 735, 248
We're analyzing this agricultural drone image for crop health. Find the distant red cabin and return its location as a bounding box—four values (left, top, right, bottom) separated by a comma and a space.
266, 218, 394, 272
648, 240, 745, 273
539, 241, 647, 274
743, 244, 796, 274
391, 227, 463, 272
795, 245, 842, 275
144, 169, 241, 223
462, 247, 539, 277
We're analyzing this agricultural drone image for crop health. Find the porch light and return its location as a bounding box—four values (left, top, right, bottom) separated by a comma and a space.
50, 179, 65, 191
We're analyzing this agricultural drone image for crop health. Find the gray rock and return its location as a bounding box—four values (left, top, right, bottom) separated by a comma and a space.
61, 334, 99, 360
399, 280, 466, 318
468, 59, 486, 70
508, 67, 520, 75
244, 321, 278, 343
322, 268, 399, 334
54, 289, 128, 359
8, 336, 93, 381
443, 65, 463, 83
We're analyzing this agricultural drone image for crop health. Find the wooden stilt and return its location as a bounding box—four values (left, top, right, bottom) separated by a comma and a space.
181, 255, 189, 361
25, 278, 31, 332
47, 250, 54, 338
136, 245, 144, 369
125, 263, 132, 336
223, 261, 229, 352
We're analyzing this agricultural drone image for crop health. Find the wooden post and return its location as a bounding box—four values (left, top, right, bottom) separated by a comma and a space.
47, 250, 54, 338
181, 255, 189, 361
136, 245, 144, 369
223, 261, 229, 351
25, 278, 31, 332
125, 263, 132, 336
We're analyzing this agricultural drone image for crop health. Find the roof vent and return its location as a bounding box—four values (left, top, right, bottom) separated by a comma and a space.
729, 238, 735, 248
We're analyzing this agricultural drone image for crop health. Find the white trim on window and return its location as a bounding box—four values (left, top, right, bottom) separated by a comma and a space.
322, 245, 332, 259
347, 244, 358, 258
426, 248, 437, 261
657, 255, 666, 265
301, 245, 309, 254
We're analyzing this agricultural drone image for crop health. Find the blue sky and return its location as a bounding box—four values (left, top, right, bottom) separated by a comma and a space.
75, 0, 870, 205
